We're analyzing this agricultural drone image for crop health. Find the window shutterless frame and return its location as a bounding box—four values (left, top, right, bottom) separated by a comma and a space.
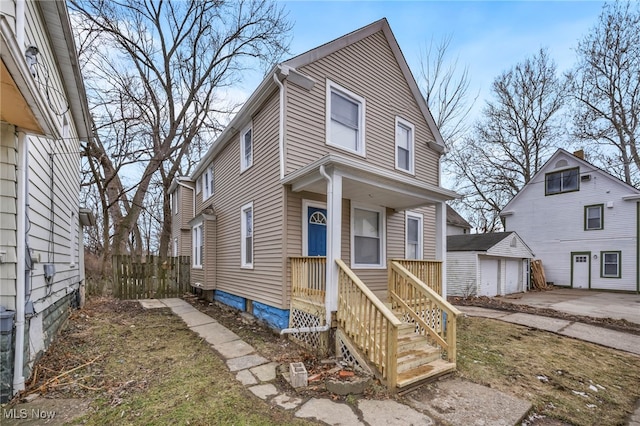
545, 167, 579, 195
584, 204, 603, 230
600, 251, 621, 278
241, 125, 253, 172
350, 203, 385, 269
241, 202, 254, 269
395, 117, 415, 174
326, 80, 366, 156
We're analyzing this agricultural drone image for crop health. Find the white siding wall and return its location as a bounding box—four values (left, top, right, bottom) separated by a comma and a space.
504, 152, 639, 291
0, 124, 18, 310
446, 251, 477, 297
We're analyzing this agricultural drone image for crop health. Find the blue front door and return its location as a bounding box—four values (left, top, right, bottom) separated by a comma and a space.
307, 207, 327, 256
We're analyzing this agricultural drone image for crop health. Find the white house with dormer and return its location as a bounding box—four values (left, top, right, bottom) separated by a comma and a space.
501, 149, 640, 293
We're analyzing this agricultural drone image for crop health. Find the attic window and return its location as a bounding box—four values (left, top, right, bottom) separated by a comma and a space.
555, 159, 568, 168
545, 167, 579, 195
510, 237, 517, 248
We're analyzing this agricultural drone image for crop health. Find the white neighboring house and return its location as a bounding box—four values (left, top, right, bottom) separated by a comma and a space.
0, 1, 93, 401
447, 232, 534, 297
446, 205, 471, 235
501, 149, 640, 292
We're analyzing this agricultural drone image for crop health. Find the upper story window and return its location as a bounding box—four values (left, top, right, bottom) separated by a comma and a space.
203, 164, 214, 199
171, 190, 179, 215
584, 204, 603, 230
196, 176, 202, 194
395, 117, 415, 174
351, 204, 385, 268
326, 80, 366, 156
241, 126, 253, 171
545, 167, 579, 195
405, 211, 423, 260
241, 202, 254, 268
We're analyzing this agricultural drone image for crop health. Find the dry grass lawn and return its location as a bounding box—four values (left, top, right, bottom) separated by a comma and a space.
456, 317, 640, 426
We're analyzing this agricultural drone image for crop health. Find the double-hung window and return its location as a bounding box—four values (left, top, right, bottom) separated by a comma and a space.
601, 251, 620, 278
171, 190, 179, 215
327, 80, 365, 155
351, 204, 385, 268
241, 126, 253, 171
395, 117, 414, 174
545, 167, 579, 195
241, 202, 253, 268
192, 223, 203, 268
584, 204, 603, 230
203, 164, 214, 199
405, 211, 423, 260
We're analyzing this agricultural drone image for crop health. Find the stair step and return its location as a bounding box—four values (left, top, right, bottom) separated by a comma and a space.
397, 333, 433, 352
397, 347, 442, 373
396, 359, 456, 388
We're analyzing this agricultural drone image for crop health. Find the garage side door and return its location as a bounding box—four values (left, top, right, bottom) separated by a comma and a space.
505, 259, 522, 294
479, 258, 499, 297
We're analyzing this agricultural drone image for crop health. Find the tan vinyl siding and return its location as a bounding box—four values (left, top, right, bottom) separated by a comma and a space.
171, 185, 194, 257
196, 91, 285, 308
285, 30, 439, 185
203, 218, 216, 289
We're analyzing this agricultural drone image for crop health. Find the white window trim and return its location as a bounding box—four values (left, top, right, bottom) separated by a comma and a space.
203, 164, 214, 200
350, 202, 386, 269
240, 124, 253, 172
395, 116, 415, 175
192, 222, 203, 268
241, 201, 254, 269
173, 237, 178, 257
196, 176, 202, 194
405, 211, 423, 260
326, 79, 366, 157
302, 200, 327, 256
171, 190, 179, 216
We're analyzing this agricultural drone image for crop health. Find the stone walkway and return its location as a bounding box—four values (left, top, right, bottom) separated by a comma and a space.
140, 298, 531, 426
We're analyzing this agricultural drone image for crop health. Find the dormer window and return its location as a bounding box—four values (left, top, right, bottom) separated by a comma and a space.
545, 167, 579, 195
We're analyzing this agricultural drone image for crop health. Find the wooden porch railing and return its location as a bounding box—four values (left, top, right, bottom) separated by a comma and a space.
388, 261, 461, 363
290, 256, 326, 304
336, 259, 402, 388
393, 259, 442, 295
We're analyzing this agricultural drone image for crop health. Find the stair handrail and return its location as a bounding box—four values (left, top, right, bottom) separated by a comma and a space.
388, 261, 461, 362
336, 259, 401, 388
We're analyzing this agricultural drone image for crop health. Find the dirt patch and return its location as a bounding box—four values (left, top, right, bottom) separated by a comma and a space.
449, 292, 640, 335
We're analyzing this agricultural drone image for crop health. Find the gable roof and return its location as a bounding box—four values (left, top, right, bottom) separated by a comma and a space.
447, 205, 471, 229
282, 18, 445, 151
501, 148, 640, 214
192, 18, 445, 179
447, 232, 515, 252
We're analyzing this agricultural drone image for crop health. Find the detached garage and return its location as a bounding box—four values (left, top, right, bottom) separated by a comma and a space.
447, 232, 534, 297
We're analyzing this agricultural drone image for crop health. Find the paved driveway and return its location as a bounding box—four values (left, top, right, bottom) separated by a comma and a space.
502, 288, 640, 325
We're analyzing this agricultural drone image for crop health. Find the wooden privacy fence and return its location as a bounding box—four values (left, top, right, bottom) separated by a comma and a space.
113, 255, 190, 299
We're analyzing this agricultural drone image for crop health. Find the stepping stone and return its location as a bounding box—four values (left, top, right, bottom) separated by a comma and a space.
227, 354, 268, 372
248, 384, 278, 400
191, 323, 239, 346
180, 311, 217, 328
139, 299, 165, 309
215, 340, 255, 359
359, 399, 433, 426
272, 393, 303, 410
235, 369, 258, 386
295, 398, 363, 425
250, 362, 278, 382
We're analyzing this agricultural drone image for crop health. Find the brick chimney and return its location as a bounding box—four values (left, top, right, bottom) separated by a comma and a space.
573, 149, 584, 160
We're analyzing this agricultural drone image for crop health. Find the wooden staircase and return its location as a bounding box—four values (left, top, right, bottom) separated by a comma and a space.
394, 314, 456, 388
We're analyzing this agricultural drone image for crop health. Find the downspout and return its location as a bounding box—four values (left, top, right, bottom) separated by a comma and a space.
280, 164, 333, 335
16, 0, 25, 48
13, 131, 27, 395
273, 71, 285, 180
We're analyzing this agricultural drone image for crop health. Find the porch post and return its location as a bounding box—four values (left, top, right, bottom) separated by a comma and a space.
435, 201, 447, 297
325, 170, 342, 312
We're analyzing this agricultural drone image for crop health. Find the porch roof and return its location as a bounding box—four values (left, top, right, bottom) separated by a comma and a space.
282, 155, 459, 210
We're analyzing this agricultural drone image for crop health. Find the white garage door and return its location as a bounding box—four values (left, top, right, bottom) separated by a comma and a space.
479, 258, 499, 297
505, 259, 522, 294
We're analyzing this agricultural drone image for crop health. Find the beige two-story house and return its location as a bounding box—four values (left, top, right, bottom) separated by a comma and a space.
171, 19, 461, 389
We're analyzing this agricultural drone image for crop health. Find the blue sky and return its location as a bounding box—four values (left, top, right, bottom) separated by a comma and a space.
262, 1, 606, 121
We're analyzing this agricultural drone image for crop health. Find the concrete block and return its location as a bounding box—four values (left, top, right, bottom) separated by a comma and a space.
289, 362, 308, 388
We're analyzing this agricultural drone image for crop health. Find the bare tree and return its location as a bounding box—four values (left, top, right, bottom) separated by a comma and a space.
71, 0, 291, 263
449, 48, 568, 231
569, 1, 640, 186
417, 35, 477, 148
